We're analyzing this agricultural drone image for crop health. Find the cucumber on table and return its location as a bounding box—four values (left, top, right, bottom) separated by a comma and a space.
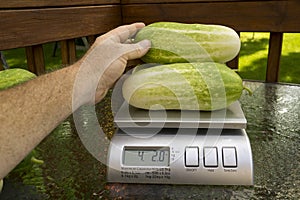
123, 62, 247, 111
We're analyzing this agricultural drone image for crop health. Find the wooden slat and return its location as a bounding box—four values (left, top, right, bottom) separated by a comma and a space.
0, 0, 120, 8
0, 60, 3, 71
61, 41, 69, 66
122, 0, 251, 3
0, 51, 6, 70
227, 55, 239, 70
266, 32, 283, 83
67, 40, 77, 64
122, 1, 300, 32
0, 5, 122, 50
61, 39, 77, 66
87, 36, 97, 46
26, 45, 45, 75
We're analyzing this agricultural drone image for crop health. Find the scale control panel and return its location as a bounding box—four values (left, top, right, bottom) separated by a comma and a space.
185, 146, 238, 168
107, 128, 253, 185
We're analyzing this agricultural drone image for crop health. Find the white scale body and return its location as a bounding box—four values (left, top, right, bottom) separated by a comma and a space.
107, 101, 253, 185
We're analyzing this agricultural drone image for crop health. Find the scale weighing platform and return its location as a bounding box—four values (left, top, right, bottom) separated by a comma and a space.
107, 101, 253, 185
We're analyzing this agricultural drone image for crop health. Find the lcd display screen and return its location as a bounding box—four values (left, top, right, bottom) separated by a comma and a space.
123, 147, 170, 166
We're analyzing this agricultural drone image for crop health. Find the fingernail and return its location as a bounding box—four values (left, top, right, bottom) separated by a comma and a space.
139, 40, 151, 49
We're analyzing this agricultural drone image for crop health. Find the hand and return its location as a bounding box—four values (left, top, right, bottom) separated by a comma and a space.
72, 23, 151, 108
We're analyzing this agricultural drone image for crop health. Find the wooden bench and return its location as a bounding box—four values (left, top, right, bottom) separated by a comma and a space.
0, 0, 122, 75
1, 0, 300, 82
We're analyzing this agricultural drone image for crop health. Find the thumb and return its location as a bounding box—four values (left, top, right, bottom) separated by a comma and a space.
125, 40, 151, 60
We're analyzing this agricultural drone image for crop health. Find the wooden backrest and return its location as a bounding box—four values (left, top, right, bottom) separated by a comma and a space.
1, 0, 300, 82
0, 0, 122, 74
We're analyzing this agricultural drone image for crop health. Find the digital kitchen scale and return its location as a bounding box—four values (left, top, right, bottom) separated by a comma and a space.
107, 100, 253, 185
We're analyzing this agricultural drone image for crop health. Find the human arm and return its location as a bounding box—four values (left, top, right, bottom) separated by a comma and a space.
0, 23, 151, 179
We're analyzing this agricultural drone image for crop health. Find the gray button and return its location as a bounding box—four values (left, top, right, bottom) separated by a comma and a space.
204, 147, 218, 167
222, 147, 237, 167
185, 147, 199, 167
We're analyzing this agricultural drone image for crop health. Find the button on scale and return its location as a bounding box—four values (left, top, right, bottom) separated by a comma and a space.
185, 147, 199, 167
222, 147, 237, 167
203, 147, 218, 167
185, 147, 238, 168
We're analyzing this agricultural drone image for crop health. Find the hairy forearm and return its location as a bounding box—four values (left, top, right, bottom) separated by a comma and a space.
0, 63, 85, 179
0, 22, 150, 180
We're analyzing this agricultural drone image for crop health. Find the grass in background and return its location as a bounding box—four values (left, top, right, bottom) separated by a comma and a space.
239, 32, 300, 84
2, 41, 87, 72
2, 34, 300, 84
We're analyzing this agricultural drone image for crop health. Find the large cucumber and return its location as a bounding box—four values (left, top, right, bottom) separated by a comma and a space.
0, 68, 36, 90
123, 62, 247, 111
134, 22, 240, 64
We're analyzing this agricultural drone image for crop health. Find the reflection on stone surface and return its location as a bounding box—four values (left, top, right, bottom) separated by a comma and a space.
240, 82, 300, 199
